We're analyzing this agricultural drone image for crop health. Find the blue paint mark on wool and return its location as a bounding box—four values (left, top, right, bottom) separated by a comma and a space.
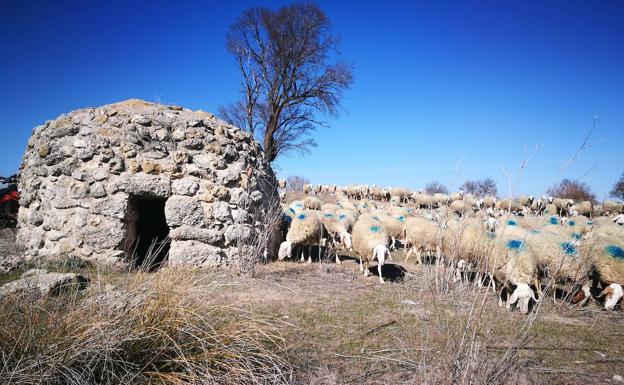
506, 240, 523, 250
336, 203, 343, 208
568, 220, 576, 226
324, 213, 334, 218
560, 242, 577, 256
571, 233, 582, 240
396, 215, 405, 222
297, 213, 306, 220
605, 245, 624, 260
288, 208, 295, 214
369, 225, 381, 233
507, 220, 517, 226
371, 216, 379, 221
338, 214, 346, 220
530, 229, 541, 234
587, 221, 593, 225
549, 217, 559, 225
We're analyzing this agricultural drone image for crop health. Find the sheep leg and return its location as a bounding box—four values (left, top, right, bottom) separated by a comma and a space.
534, 277, 542, 300
363, 260, 370, 277
307, 245, 313, 264
416, 250, 422, 265
390, 237, 396, 251
489, 273, 496, 291
378, 262, 385, 284
552, 287, 557, 304
359, 256, 364, 272
335, 253, 341, 264
300, 247, 305, 262
405, 246, 413, 262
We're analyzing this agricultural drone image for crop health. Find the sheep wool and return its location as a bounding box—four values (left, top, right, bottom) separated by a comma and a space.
588, 235, 624, 285
303, 196, 322, 210
278, 209, 326, 261
352, 216, 391, 283
449, 200, 469, 217
603, 200, 624, 215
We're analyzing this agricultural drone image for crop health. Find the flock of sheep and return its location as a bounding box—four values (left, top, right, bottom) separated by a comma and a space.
275, 181, 624, 315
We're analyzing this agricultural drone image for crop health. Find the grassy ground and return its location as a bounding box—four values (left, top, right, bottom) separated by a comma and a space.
1, 228, 623, 384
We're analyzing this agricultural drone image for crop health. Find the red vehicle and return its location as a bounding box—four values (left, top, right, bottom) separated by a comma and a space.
0, 175, 19, 229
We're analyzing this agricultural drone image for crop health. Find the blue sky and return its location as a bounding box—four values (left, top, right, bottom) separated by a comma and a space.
1, 1, 623, 199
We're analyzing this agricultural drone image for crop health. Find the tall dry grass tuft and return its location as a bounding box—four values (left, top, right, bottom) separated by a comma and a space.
0, 268, 293, 385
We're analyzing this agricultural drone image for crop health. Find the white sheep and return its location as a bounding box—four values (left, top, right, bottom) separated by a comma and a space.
613, 214, 624, 226
278, 210, 326, 264
404, 216, 443, 264
320, 212, 353, 263
489, 233, 540, 314
303, 195, 322, 210
603, 200, 624, 216
449, 191, 464, 202
377, 214, 406, 251
352, 216, 392, 283
449, 200, 470, 217
584, 234, 624, 310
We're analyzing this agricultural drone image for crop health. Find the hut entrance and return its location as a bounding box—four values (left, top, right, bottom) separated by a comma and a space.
125, 196, 170, 269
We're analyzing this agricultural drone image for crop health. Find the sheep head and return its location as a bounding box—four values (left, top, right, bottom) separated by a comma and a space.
340, 231, 352, 251
509, 283, 537, 315
485, 217, 499, 232
601, 283, 623, 311
372, 245, 390, 264
277, 241, 292, 260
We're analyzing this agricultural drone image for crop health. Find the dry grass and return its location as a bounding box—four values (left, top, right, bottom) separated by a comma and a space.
0, 268, 293, 385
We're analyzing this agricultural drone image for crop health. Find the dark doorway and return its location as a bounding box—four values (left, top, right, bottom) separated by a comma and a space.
125, 196, 170, 270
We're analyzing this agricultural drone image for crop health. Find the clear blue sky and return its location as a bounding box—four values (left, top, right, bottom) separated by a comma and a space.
1, 1, 623, 199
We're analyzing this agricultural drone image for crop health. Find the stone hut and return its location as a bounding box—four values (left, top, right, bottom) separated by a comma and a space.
17, 99, 278, 268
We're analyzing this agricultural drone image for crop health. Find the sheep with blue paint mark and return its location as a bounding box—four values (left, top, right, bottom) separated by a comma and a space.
278, 210, 327, 264
288, 200, 305, 214
336, 209, 358, 232
487, 232, 540, 314
377, 214, 406, 250
352, 216, 392, 283
320, 212, 353, 263
522, 229, 594, 305
583, 235, 624, 310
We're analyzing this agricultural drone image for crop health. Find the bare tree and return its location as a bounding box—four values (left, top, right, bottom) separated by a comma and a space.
476, 177, 498, 197
610, 173, 624, 201
424, 181, 449, 195
460, 180, 479, 195
547, 179, 596, 202
219, 3, 353, 164
285, 175, 309, 192
460, 178, 497, 197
